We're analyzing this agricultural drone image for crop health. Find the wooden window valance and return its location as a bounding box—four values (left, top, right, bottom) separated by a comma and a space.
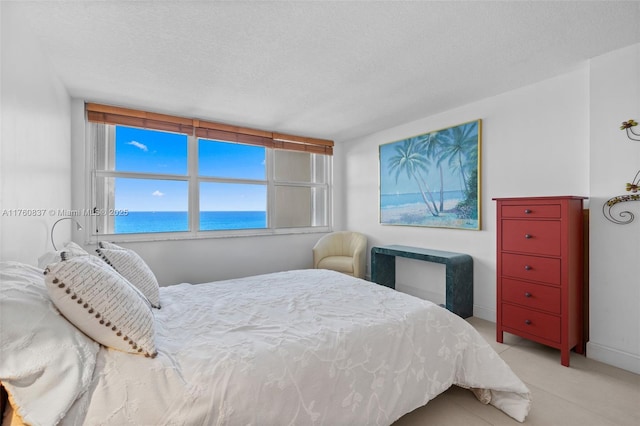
273, 133, 334, 155
86, 103, 333, 155
85, 103, 195, 135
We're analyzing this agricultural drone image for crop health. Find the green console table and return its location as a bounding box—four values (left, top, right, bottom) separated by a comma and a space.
371, 245, 473, 318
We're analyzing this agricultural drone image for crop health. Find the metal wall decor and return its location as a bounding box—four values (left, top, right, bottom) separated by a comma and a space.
603, 170, 640, 225
620, 119, 639, 141
602, 121, 639, 224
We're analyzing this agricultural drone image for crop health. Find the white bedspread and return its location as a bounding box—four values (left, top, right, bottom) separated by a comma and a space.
64, 269, 530, 425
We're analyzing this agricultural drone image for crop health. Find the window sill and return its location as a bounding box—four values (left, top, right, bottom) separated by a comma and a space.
86, 226, 332, 244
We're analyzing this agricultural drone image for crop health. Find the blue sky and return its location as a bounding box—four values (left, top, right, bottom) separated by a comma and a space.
114, 126, 266, 211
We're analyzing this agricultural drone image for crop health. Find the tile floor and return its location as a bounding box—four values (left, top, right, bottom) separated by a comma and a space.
393, 317, 640, 425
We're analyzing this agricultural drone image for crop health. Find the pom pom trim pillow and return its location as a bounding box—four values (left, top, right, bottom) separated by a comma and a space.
96, 242, 161, 309
44, 255, 158, 358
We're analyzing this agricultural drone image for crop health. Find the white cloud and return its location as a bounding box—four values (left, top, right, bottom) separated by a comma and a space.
127, 140, 148, 152
152, 190, 164, 197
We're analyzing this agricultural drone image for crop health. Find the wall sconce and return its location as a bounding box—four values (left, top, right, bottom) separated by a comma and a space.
620, 119, 639, 141
51, 217, 83, 250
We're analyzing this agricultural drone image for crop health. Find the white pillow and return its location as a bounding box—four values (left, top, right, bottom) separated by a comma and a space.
97, 241, 123, 250
37, 241, 89, 268
44, 255, 158, 358
0, 261, 99, 426
96, 242, 161, 309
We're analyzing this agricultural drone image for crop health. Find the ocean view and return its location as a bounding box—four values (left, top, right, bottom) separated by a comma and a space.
115, 211, 267, 233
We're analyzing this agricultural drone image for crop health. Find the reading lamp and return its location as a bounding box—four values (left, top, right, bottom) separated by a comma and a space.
51, 217, 83, 250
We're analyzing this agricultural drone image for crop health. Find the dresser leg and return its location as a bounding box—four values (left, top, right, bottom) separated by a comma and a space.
561, 349, 570, 367
497, 329, 503, 343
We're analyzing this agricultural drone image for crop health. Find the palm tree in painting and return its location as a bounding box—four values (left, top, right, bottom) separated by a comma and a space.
419, 132, 447, 212
387, 137, 440, 217
437, 122, 478, 194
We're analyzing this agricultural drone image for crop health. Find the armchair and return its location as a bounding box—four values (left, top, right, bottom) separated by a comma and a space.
312, 231, 367, 279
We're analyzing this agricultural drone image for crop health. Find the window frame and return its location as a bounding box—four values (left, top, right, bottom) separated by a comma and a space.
86, 122, 332, 243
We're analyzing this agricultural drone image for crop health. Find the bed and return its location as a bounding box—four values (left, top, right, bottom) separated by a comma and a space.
0, 248, 531, 425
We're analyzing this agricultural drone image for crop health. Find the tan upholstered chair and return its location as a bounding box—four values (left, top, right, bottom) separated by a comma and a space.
312, 231, 367, 279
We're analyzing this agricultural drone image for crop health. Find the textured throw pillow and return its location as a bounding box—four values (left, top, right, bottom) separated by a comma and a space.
44, 255, 158, 358
97, 241, 123, 250
96, 242, 161, 309
0, 261, 99, 426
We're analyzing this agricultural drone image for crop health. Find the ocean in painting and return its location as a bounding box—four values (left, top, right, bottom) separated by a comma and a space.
114, 211, 266, 234
380, 190, 464, 209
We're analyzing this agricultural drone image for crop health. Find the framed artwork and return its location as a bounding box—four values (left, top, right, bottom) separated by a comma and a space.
379, 119, 482, 230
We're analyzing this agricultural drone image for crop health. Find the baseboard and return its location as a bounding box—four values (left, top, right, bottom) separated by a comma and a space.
586, 341, 640, 374
472, 305, 495, 322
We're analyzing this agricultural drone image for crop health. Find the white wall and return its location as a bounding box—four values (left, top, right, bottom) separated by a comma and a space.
114, 234, 323, 286
0, 4, 72, 265
588, 43, 640, 373
337, 67, 590, 321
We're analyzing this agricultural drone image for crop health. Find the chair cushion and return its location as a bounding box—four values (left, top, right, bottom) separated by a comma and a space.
317, 256, 354, 275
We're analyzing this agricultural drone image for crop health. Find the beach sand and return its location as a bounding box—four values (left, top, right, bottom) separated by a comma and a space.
381, 200, 458, 222
380, 200, 477, 229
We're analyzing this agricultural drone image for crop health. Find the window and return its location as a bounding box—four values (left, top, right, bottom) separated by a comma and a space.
87, 104, 332, 239
198, 139, 267, 231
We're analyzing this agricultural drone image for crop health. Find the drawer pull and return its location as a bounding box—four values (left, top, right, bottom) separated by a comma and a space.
524, 265, 532, 271
524, 209, 532, 214
524, 319, 532, 325
524, 292, 532, 298
524, 234, 532, 239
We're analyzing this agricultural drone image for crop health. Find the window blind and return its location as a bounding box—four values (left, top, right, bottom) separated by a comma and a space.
273, 133, 334, 155
86, 103, 334, 155
85, 103, 195, 135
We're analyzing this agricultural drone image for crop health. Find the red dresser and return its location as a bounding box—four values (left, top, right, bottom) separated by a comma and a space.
494, 196, 586, 366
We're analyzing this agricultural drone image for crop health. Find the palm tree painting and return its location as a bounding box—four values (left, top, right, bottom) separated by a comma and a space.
379, 120, 481, 230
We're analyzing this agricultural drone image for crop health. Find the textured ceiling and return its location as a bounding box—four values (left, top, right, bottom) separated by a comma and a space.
9, 1, 640, 142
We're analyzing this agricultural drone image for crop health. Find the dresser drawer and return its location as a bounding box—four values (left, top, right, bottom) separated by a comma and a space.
501, 203, 561, 219
501, 220, 561, 256
501, 278, 561, 313
501, 253, 561, 285
502, 304, 561, 343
